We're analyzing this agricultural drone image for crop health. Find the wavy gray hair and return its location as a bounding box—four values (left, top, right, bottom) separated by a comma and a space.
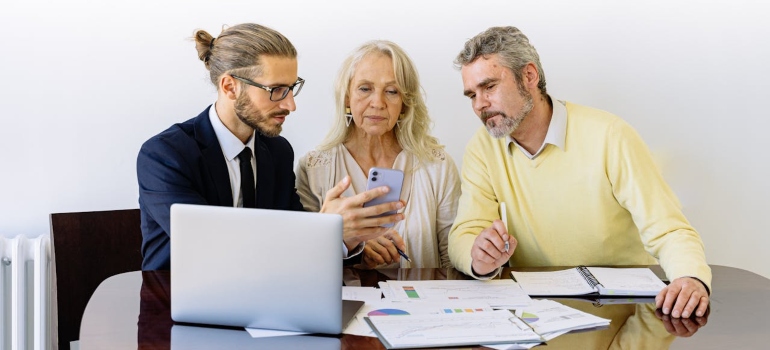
455, 26, 547, 96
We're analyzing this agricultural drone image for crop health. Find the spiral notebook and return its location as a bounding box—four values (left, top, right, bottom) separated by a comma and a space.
510, 266, 667, 297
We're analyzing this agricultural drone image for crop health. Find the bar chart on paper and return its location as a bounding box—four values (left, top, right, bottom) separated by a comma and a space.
442, 308, 487, 313
380, 280, 531, 308
403, 286, 419, 299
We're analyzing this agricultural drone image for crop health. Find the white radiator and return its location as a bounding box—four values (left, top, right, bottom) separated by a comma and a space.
0, 236, 51, 350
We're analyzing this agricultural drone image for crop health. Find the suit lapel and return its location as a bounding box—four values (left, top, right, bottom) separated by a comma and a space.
194, 106, 233, 206
254, 133, 275, 208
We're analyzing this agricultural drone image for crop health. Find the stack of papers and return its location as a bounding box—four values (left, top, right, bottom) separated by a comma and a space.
247, 281, 611, 348
343, 280, 610, 349
349, 297, 610, 349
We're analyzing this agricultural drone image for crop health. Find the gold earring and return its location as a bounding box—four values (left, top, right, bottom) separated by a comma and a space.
345, 107, 353, 127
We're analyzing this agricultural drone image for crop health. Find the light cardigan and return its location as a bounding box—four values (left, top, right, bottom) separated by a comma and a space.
296, 144, 461, 268
448, 101, 711, 290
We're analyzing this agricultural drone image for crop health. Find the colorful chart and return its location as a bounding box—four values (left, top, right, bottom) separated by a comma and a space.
403, 286, 420, 299
368, 309, 410, 316
442, 308, 486, 313
521, 312, 539, 323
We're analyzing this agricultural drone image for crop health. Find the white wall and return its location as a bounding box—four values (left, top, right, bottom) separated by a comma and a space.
2, 0, 768, 278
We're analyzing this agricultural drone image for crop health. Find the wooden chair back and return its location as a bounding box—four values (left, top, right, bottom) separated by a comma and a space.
50, 209, 143, 350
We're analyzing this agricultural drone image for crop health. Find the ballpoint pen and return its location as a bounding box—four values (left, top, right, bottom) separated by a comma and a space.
396, 247, 412, 262
501, 202, 509, 252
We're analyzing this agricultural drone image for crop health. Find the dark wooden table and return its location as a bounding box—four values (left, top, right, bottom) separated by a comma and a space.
79, 265, 770, 349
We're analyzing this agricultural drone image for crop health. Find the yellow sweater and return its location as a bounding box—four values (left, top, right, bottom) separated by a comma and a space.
448, 102, 711, 289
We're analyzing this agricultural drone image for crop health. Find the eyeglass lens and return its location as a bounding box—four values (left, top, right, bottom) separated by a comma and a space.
271, 79, 304, 101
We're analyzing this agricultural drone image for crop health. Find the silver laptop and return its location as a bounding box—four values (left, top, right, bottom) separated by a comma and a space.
170, 203, 361, 334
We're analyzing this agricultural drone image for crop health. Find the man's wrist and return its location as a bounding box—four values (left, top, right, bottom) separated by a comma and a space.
345, 241, 365, 259
682, 276, 711, 295
471, 262, 498, 279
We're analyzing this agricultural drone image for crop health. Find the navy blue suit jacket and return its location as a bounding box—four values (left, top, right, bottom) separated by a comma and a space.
137, 106, 304, 270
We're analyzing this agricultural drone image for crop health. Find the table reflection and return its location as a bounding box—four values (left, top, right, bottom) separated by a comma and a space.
138, 271, 173, 349
654, 307, 709, 338
171, 325, 341, 349
135, 268, 710, 349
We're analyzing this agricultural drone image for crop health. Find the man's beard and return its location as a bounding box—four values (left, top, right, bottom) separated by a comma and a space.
480, 89, 533, 139
234, 92, 289, 138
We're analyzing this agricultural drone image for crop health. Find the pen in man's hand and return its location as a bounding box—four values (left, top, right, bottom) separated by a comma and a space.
396, 247, 411, 262
501, 202, 509, 253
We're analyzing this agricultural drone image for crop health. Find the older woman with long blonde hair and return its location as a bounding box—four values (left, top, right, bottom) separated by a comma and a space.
296, 40, 460, 268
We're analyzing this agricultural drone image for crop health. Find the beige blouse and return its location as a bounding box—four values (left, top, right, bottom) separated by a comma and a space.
296, 144, 460, 268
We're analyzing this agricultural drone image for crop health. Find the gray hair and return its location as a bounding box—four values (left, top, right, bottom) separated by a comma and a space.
318, 40, 442, 163
455, 26, 547, 96
193, 23, 297, 86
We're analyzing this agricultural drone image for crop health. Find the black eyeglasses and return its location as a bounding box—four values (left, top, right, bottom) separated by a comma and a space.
230, 74, 305, 101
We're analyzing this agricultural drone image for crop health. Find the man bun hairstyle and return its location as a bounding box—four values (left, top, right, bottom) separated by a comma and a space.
193, 23, 297, 87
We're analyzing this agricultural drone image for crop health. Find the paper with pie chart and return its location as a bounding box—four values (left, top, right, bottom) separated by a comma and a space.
513, 299, 611, 334
343, 300, 494, 337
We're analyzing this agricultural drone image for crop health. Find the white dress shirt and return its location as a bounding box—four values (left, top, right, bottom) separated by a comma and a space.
507, 97, 568, 159
208, 104, 360, 258
208, 103, 256, 207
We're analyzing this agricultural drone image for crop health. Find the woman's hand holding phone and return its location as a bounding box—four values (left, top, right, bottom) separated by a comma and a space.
320, 176, 404, 250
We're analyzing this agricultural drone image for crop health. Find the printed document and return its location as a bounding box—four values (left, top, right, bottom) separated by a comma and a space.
364, 309, 543, 349
380, 279, 532, 308
513, 299, 611, 334
344, 300, 494, 337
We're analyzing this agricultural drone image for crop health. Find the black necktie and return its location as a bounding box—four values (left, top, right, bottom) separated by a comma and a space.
237, 147, 256, 208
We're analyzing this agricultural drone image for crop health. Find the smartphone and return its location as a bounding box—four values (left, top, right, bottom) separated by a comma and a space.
363, 167, 404, 227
